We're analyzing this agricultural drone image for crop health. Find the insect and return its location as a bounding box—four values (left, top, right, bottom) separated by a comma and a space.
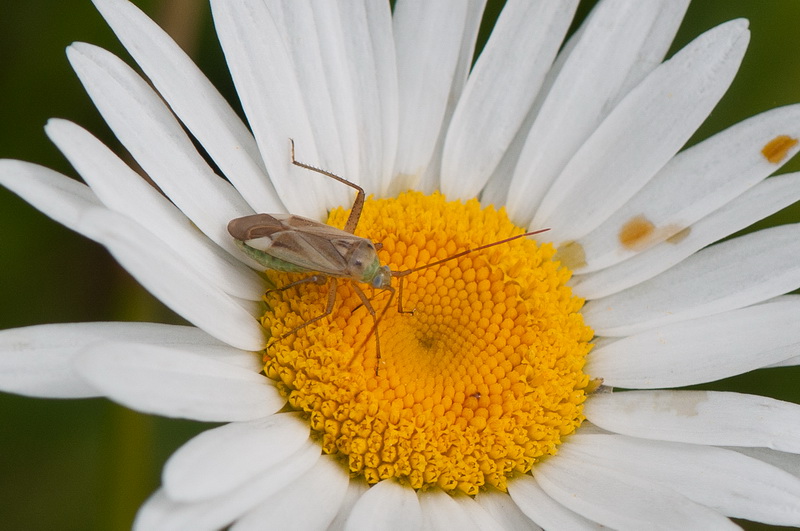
228, 140, 548, 373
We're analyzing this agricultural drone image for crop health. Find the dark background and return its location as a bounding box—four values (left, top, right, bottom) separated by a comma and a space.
1, 1, 799, 529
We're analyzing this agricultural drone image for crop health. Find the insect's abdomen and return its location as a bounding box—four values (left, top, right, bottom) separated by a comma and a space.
235, 240, 316, 274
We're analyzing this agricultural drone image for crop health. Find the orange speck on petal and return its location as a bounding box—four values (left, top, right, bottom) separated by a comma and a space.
761, 135, 798, 164
619, 215, 656, 250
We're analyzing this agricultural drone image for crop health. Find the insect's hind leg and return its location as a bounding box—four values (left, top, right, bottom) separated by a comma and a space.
289, 139, 364, 234
267, 276, 337, 348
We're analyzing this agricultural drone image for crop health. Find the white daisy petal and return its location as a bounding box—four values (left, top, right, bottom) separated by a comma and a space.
123, 326, 262, 371
163, 413, 309, 502
328, 479, 370, 531
184, 345, 262, 373
66, 42, 255, 254
345, 479, 423, 531
610, 0, 690, 98
450, 493, 508, 531
417, 0, 486, 194
567, 434, 800, 526
0, 322, 207, 398
74, 342, 281, 422
351, 0, 398, 195
768, 354, 800, 368
0, 160, 265, 349
419, 489, 483, 531
390, 0, 470, 192
572, 105, 800, 274
574, 421, 614, 436
545, 0, 689, 114
300, 1, 399, 197
572, 172, 800, 298
302, 3, 362, 192
587, 296, 800, 388
210, 0, 347, 217
505, 0, 687, 224
305, 1, 401, 196
535, 442, 738, 530
535, 20, 750, 244
583, 225, 800, 336
84, 209, 264, 349
91, 0, 283, 214
134, 440, 320, 531
731, 447, 800, 480
441, 0, 578, 199
478, 17, 577, 210
585, 390, 800, 453
89, 208, 265, 350
507, 475, 602, 530
494, 0, 689, 216
479, 2, 628, 210
477, 21, 574, 210
0, 159, 103, 220
0, 323, 100, 398
487, 0, 689, 213
474, 487, 541, 531
45, 118, 267, 300
233, 454, 348, 530
263, 2, 351, 180
316, 1, 400, 196
134, 490, 194, 531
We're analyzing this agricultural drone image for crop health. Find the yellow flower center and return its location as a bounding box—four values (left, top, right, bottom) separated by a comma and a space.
260, 191, 593, 495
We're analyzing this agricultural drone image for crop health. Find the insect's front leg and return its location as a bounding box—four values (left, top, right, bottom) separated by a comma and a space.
396, 277, 416, 316
267, 276, 336, 348
351, 284, 386, 376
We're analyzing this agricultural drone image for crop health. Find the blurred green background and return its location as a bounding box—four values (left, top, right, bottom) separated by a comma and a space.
1, 1, 799, 529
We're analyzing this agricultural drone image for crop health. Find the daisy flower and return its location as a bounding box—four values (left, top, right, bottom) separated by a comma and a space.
2, 0, 800, 529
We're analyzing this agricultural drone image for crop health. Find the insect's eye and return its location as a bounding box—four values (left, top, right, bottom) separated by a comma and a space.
372, 266, 392, 289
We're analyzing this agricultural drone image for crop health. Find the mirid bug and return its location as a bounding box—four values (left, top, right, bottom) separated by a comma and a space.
228, 140, 547, 373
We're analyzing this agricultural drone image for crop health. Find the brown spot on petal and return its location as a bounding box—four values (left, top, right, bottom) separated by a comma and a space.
554, 241, 586, 269
666, 227, 691, 244
619, 215, 655, 250
620, 217, 687, 251
761, 135, 798, 164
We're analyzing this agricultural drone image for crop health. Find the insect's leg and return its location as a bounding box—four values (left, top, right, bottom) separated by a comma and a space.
266, 274, 327, 295
267, 278, 338, 347
342, 187, 365, 235
289, 139, 364, 234
351, 283, 385, 375
395, 276, 415, 315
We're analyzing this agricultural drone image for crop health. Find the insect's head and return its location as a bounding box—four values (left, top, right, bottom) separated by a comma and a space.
343, 240, 390, 288
370, 265, 392, 290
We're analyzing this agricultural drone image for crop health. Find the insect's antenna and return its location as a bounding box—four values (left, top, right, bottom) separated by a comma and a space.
289, 139, 364, 234
393, 228, 550, 278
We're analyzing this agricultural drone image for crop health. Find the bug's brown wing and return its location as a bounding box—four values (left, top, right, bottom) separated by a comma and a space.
228, 213, 354, 239
230, 213, 370, 275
